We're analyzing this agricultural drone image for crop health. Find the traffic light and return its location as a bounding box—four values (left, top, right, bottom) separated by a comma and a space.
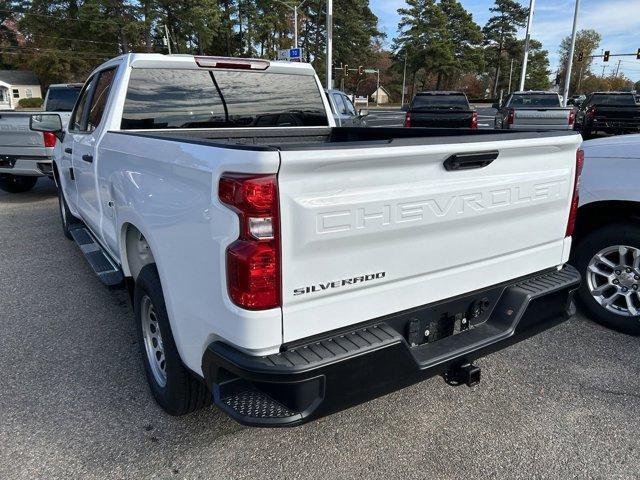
343, 64, 349, 76
577, 52, 583, 62
358, 65, 364, 75
603, 50, 610, 62
637, 48, 640, 60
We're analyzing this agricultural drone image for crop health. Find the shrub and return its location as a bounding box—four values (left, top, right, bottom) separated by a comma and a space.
18, 97, 44, 108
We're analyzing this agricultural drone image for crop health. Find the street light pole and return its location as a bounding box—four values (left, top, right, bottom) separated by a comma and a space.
519, 0, 535, 91
326, 0, 333, 89
274, 0, 307, 49
401, 54, 407, 106
562, 0, 581, 107
293, 5, 298, 48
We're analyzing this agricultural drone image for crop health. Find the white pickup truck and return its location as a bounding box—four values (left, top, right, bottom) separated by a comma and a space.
32, 54, 582, 427
0, 83, 82, 192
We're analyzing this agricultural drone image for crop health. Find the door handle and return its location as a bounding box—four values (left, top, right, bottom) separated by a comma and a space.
82, 154, 93, 163
443, 151, 499, 171
64, 147, 72, 154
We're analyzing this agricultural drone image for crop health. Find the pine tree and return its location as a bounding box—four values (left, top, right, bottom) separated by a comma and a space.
482, 0, 527, 97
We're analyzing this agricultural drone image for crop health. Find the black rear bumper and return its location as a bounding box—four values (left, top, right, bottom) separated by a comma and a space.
202, 265, 580, 427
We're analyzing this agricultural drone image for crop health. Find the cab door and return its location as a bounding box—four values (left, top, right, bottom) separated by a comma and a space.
66, 75, 97, 215
71, 68, 116, 237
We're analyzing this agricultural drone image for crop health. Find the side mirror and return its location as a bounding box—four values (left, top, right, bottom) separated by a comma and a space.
491, 102, 500, 110
358, 109, 369, 117
30, 113, 63, 134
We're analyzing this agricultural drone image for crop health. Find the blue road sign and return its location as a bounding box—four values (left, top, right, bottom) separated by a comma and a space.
289, 48, 301, 58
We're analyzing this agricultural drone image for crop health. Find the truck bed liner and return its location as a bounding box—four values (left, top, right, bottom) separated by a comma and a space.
112, 127, 579, 151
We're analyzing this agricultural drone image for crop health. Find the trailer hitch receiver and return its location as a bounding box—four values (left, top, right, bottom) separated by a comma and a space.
444, 363, 481, 387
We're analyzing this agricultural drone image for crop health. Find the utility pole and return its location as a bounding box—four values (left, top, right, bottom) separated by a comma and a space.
164, 24, 172, 55
507, 58, 514, 93
615, 59, 622, 76
401, 54, 408, 106
326, 0, 332, 89
376, 69, 380, 106
602, 64, 607, 77
577, 64, 584, 92
562, 0, 580, 107
519, 0, 535, 91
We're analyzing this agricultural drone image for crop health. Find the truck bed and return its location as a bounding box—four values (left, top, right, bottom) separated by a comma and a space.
114, 126, 578, 150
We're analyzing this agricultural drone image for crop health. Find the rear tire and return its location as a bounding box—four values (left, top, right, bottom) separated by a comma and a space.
571, 222, 640, 335
134, 264, 210, 415
0, 174, 37, 193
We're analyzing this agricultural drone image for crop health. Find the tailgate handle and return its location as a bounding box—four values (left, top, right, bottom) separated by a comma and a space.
81, 154, 93, 163
443, 151, 498, 171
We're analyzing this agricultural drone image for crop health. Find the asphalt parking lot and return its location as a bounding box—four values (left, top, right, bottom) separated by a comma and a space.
1, 179, 639, 480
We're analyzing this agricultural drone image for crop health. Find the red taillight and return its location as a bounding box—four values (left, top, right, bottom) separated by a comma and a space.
566, 149, 584, 237
219, 173, 280, 310
404, 112, 411, 128
470, 111, 478, 129
43, 132, 56, 148
586, 106, 596, 119
568, 109, 576, 126
507, 108, 515, 125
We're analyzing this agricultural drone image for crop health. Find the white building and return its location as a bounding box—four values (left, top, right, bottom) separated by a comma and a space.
0, 70, 42, 110
369, 86, 391, 104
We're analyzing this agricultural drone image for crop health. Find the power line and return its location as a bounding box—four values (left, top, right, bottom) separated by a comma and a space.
1, 45, 115, 57
0, 51, 109, 60
21, 32, 121, 46
0, 8, 125, 25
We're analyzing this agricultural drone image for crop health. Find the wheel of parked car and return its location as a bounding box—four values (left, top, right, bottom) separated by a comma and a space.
134, 264, 210, 415
572, 222, 640, 335
0, 174, 38, 193
57, 186, 81, 240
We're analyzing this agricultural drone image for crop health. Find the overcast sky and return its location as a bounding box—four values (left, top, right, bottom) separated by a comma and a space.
369, 0, 640, 82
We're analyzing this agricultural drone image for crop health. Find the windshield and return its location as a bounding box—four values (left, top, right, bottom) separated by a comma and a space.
45, 87, 82, 112
411, 94, 469, 110
589, 94, 636, 106
509, 94, 560, 107
121, 68, 328, 129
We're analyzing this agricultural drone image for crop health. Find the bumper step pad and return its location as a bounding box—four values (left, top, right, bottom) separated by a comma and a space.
217, 380, 299, 424
69, 226, 123, 286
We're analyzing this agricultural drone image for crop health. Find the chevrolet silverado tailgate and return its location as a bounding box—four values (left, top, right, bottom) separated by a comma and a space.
277, 132, 581, 342
512, 108, 571, 129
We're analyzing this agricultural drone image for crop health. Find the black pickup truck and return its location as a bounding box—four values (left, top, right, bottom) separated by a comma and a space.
574, 92, 640, 138
404, 91, 477, 129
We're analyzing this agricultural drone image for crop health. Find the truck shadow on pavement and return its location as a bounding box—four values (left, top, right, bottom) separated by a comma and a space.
0, 178, 58, 204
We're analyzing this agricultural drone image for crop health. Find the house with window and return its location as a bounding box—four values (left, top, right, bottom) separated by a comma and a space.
0, 70, 42, 110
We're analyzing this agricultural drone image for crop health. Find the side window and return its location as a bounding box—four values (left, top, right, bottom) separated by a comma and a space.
342, 95, 357, 116
87, 69, 116, 132
70, 77, 95, 132
332, 93, 347, 114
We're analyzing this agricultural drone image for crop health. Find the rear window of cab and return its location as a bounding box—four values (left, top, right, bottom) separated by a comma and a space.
121, 68, 329, 129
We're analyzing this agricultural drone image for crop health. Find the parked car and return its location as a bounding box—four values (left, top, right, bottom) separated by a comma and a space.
404, 91, 477, 128
571, 134, 640, 335
0, 83, 82, 193
325, 89, 367, 127
32, 53, 581, 427
573, 92, 640, 138
494, 91, 575, 130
